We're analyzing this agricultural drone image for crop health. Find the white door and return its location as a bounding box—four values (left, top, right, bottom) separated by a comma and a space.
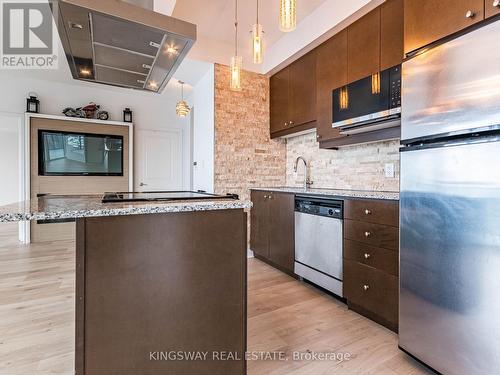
135, 129, 183, 191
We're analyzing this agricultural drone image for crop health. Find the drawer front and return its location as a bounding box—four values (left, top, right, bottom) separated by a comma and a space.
344, 220, 399, 250
344, 199, 399, 227
344, 239, 399, 276
344, 259, 398, 326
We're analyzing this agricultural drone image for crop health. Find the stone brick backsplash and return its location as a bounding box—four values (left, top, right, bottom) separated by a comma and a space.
286, 131, 400, 192
213, 64, 287, 202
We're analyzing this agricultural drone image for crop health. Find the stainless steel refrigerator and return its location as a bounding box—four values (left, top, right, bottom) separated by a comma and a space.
400, 20, 500, 375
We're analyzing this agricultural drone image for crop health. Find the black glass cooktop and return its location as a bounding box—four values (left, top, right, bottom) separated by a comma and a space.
102, 191, 238, 203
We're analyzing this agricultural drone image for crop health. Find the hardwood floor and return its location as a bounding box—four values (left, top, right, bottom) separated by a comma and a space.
247, 258, 432, 375
0, 223, 75, 375
0, 223, 432, 374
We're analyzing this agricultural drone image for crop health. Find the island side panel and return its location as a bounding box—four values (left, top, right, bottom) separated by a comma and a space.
75, 218, 86, 375
76, 210, 247, 375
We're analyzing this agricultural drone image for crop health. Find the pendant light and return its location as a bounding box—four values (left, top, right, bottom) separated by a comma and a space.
230, 0, 242, 91
279, 0, 297, 32
176, 81, 190, 118
371, 72, 381, 94
339, 86, 349, 110
252, 0, 264, 64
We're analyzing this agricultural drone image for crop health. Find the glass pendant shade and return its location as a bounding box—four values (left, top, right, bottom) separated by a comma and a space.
371, 72, 381, 94
279, 0, 296, 32
252, 23, 264, 64
176, 100, 190, 117
176, 81, 190, 118
339, 86, 349, 110
230, 0, 242, 91
230, 55, 243, 91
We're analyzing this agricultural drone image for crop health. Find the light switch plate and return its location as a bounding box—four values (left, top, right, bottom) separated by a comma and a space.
385, 163, 395, 178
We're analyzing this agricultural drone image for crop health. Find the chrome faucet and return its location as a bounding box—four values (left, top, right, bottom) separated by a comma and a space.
294, 156, 313, 191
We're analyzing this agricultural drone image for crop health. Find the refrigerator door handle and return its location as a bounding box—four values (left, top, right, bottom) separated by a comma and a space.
400, 132, 500, 152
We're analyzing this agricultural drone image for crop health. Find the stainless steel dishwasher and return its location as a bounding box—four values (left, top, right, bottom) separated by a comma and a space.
294, 195, 343, 297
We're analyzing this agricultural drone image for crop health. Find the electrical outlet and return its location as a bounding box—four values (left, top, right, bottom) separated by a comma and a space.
384, 163, 395, 178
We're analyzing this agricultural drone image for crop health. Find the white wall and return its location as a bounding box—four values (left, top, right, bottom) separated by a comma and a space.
191, 64, 215, 193
0, 113, 22, 206
0, 71, 192, 191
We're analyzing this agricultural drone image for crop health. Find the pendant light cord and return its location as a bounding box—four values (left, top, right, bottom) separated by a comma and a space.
234, 0, 238, 56
256, 0, 259, 24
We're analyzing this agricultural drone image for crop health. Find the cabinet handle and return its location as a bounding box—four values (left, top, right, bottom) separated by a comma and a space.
364, 231, 372, 238
289, 120, 294, 125
465, 10, 475, 18
316, 134, 321, 139
263, 195, 268, 199
364, 253, 371, 259
363, 285, 370, 291
364, 209, 372, 215
494, 0, 500, 7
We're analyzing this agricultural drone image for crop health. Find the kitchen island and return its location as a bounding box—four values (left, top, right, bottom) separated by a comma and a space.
0, 195, 251, 375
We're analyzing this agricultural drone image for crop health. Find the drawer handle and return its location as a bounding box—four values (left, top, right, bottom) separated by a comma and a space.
364, 253, 371, 259
364, 209, 372, 215
465, 10, 475, 18
263, 195, 268, 199
363, 285, 370, 291
364, 231, 372, 238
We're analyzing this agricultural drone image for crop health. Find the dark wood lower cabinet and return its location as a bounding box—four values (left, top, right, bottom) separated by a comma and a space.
343, 199, 399, 332
344, 239, 398, 276
250, 190, 270, 259
250, 190, 295, 274
268, 193, 295, 272
344, 259, 399, 332
344, 219, 399, 251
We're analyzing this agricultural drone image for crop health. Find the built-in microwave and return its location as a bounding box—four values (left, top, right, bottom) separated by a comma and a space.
332, 65, 401, 135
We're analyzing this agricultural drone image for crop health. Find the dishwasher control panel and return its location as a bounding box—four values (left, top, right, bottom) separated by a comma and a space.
295, 196, 343, 219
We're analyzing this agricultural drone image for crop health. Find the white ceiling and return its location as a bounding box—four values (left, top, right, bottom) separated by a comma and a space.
17, 0, 378, 100
172, 0, 328, 72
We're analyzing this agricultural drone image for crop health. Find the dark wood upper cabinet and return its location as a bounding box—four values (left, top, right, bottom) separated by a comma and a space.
485, 0, 500, 18
270, 68, 290, 134
316, 30, 348, 143
268, 193, 295, 272
250, 190, 270, 259
404, 0, 484, 55
270, 51, 317, 137
381, 0, 404, 70
289, 51, 317, 127
347, 8, 381, 83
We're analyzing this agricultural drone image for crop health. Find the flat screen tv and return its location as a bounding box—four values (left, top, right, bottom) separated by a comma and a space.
38, 130, 124, 176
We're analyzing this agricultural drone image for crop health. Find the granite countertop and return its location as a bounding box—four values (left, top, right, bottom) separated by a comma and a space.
0, 195, 252, 223
251, 187, 399, 201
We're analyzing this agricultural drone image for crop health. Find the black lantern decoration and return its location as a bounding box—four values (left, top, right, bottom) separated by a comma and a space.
123, 108, 132, 123
26, 94, 40, 113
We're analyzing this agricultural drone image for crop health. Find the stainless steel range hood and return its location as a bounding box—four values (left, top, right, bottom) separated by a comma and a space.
51, 0, 196, 93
